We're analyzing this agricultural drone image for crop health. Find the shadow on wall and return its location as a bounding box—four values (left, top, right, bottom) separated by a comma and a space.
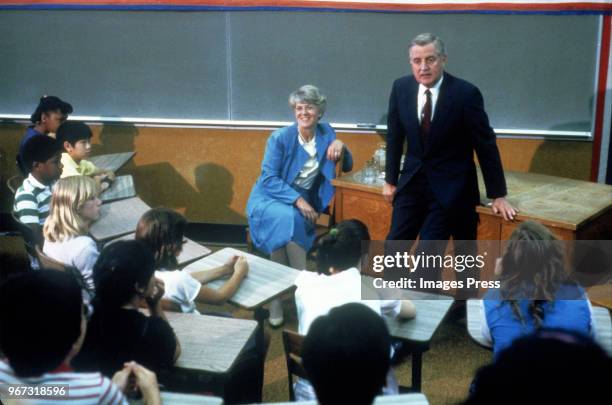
529, 94, 601, 181
186, 163, 245, 225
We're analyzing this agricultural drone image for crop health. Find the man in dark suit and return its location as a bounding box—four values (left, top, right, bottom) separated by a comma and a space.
383, 33, 516, 285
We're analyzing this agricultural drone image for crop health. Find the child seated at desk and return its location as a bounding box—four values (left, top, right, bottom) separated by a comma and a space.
480, 220, 593, 357
135, 207, 248, 313
78, 240, 181, 377
0, 270, 161, 405
56, 121, 115, 190
17, 95, 72, 175
302, 303, 393, 405
13, 135, 63, 250
293, 219, 416, 401
43, 176, 101, 308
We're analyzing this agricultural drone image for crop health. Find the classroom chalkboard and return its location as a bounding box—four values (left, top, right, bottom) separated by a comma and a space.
0, 10, 599, 132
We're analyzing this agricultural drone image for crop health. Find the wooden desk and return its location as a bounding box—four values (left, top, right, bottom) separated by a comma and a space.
90, 196, 151, 242
89, 151, 135, 173
332, 168, 612, 241
269, 393, 429, 404
182, 247, 301, 310
364, 285, 453, 392
130, 392, 222, 405
466, 299, 612, 356
182, 248, 300, 401
165, 311, 257, 374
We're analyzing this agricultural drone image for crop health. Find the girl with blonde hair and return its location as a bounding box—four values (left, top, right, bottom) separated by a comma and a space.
43, 175, 101, 304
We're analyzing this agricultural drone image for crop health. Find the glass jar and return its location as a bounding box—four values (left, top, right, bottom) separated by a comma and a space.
373, 142, 386, 179
362, 158, 377, 184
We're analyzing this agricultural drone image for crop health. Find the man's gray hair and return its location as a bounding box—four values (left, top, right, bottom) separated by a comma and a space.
410, 33, 446, 57
288, 84, 327, 116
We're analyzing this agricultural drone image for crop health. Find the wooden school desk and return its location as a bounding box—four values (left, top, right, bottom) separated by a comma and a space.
89, 196, 151, 242
162, 311, 257, 399
363, 284, 454, 392
333, 168, 612, 288
332, 168, 612, 242
130, 391, 223, 405
182, 247, 301, 400
269, 392, 430, 405
182, 247, 301, 311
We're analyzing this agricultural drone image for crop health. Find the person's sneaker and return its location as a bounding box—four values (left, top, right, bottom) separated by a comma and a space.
268, 298, 284, 328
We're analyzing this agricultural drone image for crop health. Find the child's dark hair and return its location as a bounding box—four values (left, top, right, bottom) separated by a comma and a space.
21, 135, 62, 173
302, 303, 391, 405
135, 208, 187, 270
56, 121, 93, 146
313, 219, 370, 275
93, 240, 156, 312
0, 270, 83, 377
30, 95, 73, 123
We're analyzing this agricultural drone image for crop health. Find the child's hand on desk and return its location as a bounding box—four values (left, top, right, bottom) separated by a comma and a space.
112, 362, 160, 405
233, 256, 249, 279
223, 255, 240, 276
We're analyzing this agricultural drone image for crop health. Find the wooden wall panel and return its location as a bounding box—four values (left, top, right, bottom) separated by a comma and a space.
0, 123, 594, 225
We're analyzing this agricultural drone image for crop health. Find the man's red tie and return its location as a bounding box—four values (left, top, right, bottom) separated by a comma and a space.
420, 89, 432, 142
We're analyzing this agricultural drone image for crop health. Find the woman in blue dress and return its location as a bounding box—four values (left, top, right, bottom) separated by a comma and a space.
247, 85, 353, 326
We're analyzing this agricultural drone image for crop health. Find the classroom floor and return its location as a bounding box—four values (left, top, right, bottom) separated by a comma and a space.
0, 235, 492, 405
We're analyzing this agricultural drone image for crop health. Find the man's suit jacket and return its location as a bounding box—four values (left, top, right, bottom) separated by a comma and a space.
385, 72, 507, 212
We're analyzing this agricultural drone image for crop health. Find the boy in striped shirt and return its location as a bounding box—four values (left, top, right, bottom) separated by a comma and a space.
0, 270, 161, 405
13, 135, 63, 247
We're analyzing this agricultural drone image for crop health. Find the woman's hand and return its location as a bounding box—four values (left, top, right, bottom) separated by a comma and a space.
326, 140, 344, 162
295, 196, 318, 223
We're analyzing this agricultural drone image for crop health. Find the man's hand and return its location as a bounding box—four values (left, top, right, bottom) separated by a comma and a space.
491, 197, 518, 221
382, 182, 397, 203
295, 197, 318, 223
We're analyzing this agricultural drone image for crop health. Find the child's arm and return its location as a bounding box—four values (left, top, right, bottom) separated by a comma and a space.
194, 256, 249, 305
189, 255, 238, 284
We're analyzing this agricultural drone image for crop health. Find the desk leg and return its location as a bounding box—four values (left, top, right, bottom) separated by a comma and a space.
412, 352, 422, 392
252, 307, 269, 402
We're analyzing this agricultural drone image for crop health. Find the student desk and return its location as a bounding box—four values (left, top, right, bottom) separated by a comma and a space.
466, 299, 612, 356
372, 288, 453, 392
332, 168, 612, 285
90, 196, 151, 242
269, 392, 429, 404
182, 247, 301, 401
89, 151, 135, 173
164, 311, 257, 373
182, 247, 301, 310
161, 311, 257, 400
332, 168, 612, 241
130, 392, 222, 405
